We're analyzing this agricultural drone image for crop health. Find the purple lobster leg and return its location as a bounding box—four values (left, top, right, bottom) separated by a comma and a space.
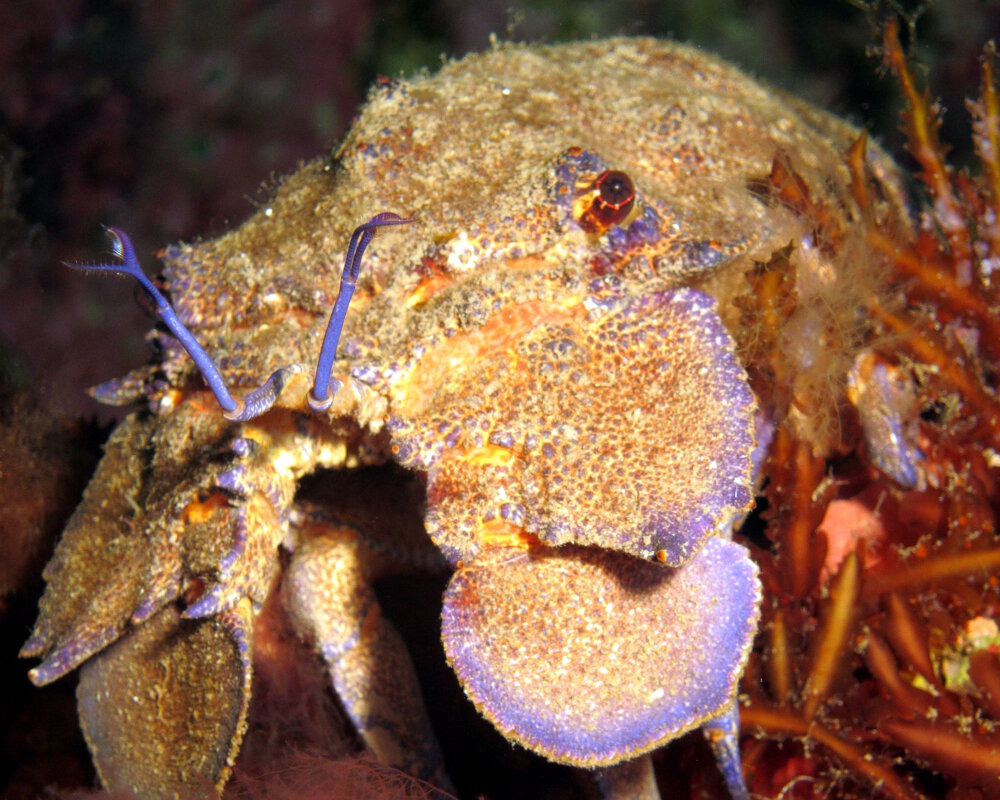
585, 712, 747, 800
703, 702, 748, 800
282, 529, 451, 790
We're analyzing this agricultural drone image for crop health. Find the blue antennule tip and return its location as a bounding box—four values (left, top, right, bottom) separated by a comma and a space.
309, 212, 414, 409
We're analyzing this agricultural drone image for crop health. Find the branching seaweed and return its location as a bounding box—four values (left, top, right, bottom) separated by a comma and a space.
739, 18, 1000, 799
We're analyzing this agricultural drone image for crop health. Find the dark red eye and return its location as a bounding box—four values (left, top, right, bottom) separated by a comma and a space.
575, 169, 636, 233
596, 170, 635, 215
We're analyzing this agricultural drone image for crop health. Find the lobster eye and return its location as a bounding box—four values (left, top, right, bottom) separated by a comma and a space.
596, 170, 635, 213
575, 169, 637, 233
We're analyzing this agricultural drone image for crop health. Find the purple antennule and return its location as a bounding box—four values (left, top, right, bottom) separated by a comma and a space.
309, 213, 413, 410
70, 227, 302, 421
223, 364, 303, 421
66, 228, 241, 415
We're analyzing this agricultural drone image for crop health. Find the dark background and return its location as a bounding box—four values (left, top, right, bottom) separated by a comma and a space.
2, 0, 999, 419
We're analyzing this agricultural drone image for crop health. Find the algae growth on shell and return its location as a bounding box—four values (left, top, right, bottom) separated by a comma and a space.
151, 36, 904, 455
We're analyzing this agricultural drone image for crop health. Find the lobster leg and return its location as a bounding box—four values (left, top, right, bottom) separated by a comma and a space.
283, 527, 451, 789
702, 702, 749, 800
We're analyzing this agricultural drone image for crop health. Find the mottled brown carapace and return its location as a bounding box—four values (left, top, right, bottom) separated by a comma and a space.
24, 33, 981, 800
